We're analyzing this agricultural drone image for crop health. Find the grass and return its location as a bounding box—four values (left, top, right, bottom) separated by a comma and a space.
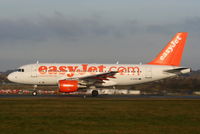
0, 97, 200, 134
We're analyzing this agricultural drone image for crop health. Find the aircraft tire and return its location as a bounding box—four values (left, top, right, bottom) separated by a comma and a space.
32, 91, 38, 96
92, 90, 98, 97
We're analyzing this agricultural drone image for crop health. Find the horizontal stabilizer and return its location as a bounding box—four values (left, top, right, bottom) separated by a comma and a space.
164, 67, 191, 74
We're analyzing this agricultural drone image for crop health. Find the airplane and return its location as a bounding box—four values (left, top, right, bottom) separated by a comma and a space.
7, 32, 191, 96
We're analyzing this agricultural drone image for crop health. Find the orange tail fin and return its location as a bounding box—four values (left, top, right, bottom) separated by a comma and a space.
148, 32, 188, 66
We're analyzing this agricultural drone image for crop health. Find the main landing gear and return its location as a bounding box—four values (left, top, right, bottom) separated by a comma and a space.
92, 90, 99, 97
32, 85, 38, 96
89, 86, 99, 97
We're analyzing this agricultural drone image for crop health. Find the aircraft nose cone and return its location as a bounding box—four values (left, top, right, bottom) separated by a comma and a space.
7, 73, 16, 82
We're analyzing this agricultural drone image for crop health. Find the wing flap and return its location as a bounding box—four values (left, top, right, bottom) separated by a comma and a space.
78, 71, 118, 81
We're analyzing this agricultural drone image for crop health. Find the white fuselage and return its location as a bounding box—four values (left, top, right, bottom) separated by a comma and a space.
7, 63, 190, 87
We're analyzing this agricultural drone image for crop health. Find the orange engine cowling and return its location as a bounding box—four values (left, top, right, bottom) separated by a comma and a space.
59, 80, 79, 93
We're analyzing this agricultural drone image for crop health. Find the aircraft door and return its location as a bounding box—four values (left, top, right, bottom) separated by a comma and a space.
31, 64, 37, 78
145, 67, 152, 79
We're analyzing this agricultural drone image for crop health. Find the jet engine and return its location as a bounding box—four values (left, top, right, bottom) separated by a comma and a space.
58, 80, 79, 93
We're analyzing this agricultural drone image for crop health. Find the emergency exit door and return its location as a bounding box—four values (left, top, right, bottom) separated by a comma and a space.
31, 64, 37, 78
145, 67, 152, 78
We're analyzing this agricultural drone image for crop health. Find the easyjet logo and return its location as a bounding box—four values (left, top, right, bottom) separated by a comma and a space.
38, 64, 141, 78
160, 35, 182, 61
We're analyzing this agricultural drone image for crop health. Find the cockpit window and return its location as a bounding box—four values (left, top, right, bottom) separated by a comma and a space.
14, 69, 24, 72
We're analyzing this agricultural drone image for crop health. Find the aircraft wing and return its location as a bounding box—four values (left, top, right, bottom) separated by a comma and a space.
76, 71, 118, 85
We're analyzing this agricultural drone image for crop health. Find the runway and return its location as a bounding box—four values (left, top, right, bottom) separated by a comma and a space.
1, 94, 200, 99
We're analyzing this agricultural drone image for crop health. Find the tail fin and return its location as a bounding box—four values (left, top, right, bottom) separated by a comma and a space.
148, 32, 188, 66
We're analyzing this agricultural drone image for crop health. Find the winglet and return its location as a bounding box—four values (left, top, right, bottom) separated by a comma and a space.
148, 32, 188, 66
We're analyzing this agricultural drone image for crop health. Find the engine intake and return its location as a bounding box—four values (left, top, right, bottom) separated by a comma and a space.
59, 80, 78, 93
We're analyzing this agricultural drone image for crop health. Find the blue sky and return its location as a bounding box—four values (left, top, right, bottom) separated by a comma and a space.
0, 0, 200, 71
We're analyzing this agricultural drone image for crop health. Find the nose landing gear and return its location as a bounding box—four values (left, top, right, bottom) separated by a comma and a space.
32, 85, 38, 96
32, 91, 38, 96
